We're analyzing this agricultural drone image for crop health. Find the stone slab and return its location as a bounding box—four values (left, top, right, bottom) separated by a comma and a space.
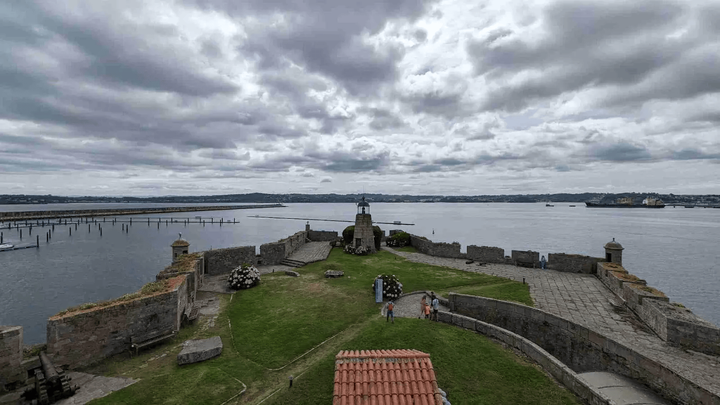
578, 372, 670, 405
55, 372, 137, 405
177, 336, 223, 365
325, 270, 344, 278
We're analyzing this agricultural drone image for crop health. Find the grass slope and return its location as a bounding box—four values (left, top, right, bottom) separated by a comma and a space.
268, 318, 579, 405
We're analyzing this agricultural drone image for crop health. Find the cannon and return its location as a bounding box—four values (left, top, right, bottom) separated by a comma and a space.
22, 352, 78, 405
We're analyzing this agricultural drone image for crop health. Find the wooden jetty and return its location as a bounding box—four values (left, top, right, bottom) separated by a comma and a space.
249, 215, 415, 226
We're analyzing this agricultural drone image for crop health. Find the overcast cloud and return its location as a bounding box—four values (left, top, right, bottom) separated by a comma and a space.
1, 0, 719, 196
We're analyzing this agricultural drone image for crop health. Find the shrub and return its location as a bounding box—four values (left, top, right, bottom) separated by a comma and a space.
372, 274, 403, 300
228, 264, 261, 290
342, 226, 355, 245
387, 231, 411, 247
372, 226, 383, 250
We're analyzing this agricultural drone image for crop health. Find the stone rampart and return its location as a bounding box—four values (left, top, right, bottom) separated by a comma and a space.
0, 326, 23, 390
409, 235, 464, 258
156, 254, 204, 306
596, 262, 720, 356
511, 250, 539, 268
448, 293, 719, 404
260, 231, 308, 265
466, 245, 505, 263
547, 253, 605, 274
308, 230, 338, 242
46, 275, 187, 369
436, 312, 614, 405
205, 246, 257, 274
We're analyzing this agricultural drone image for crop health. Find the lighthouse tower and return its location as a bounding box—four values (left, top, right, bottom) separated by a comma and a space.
353, 196, 376, 253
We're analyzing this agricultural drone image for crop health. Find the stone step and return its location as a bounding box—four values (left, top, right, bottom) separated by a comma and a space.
280, 258, 306, 268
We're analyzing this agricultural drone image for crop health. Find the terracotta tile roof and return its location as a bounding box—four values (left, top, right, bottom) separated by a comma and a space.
333, 349, 443, 405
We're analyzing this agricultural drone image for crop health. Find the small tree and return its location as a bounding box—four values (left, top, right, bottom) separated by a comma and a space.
372, 225, 383, 250
387, 231, 411, 247
342, 226, 355, 245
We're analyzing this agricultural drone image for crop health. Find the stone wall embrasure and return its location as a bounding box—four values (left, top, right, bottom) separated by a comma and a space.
409, 235, 464, 258
436, 312, 614, 405
308, 230, 338, 242
511, 250, 539, 268
547, 253, 605, 274
205, 246, 257, 274
448, 293, 719, 405
46, 275, 187, 369
0, 326, 23, 390
466, 246, 505, 263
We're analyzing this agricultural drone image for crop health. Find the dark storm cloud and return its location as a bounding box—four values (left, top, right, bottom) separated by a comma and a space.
670, 149, 720, 161
249, 148, 391, 173
189, 0, 435, 94
589, 142, 652, 162
466, 0, 712, 112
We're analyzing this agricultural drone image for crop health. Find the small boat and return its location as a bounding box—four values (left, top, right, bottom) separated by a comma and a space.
545, 203, 554, 207
0, 243, 14, 251
393, 221, 402, 225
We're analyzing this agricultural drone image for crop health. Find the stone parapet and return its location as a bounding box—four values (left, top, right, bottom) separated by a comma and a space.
260, 231, 308, 265
307, 230, 338, 242
466, 246, 505, 263
0, 326, 23, 391
409, 235, 463, 259
47, 275, 188, 369
547, 253, 605, 274
511, 250, 539, 268
205, 246, 257, 274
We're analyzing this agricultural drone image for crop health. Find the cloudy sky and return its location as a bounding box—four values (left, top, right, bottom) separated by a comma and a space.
1, 0, 719, 196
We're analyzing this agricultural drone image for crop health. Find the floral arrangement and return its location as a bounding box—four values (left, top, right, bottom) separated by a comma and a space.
372, 274, 403, 300
343, 244, 369, 255
228, 264, 261, 290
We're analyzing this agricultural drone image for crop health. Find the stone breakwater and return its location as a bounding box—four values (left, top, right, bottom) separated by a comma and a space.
0, 204, 284, 221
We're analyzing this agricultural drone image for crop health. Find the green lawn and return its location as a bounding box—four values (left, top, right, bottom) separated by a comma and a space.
89, 248, 572, 405
269, 318, 578, 405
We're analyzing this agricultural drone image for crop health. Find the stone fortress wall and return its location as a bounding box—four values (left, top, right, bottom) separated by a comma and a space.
405, 234, 720, 357
442, 294, 719, 405
0, 327, 23, 390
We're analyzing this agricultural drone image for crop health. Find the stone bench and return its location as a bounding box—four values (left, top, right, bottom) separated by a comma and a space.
130, 330, 176, 356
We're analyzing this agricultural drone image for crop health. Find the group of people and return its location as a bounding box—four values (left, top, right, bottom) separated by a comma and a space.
385, 293, 440, 323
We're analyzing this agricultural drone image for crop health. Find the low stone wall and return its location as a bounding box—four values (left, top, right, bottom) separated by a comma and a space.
47, 275, 188, 369
205, 246, 257, 274
437, 312, 613, 405
308, 230, 338, 242
260, 231, 308, 265
157, 254, 204, 306
547, 253, 604, 274
0, 326, 23, 390
409, 235, 464, 258
466, 245, 505, 263
511, 250, 539, 268
448, 293, 719, 404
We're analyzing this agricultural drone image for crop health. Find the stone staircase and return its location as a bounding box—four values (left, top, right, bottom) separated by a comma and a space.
280, 258, 306, 268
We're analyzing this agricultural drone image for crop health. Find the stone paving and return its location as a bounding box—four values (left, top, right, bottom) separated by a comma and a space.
384, 248, 720, 397
287, 241, 333, 264
384, 291, 449, 319
56, 372, 136, 405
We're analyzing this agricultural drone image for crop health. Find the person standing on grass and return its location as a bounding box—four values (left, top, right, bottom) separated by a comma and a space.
431, 294, 439, 321
289, 375, 293, 388
387, 301, 395, 324
423, 302, 431, 319
420, 295, 427, 319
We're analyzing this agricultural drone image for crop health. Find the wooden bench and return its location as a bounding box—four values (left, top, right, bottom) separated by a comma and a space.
130, 330, 176, 356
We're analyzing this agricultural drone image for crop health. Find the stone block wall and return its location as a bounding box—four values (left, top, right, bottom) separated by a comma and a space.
511, 250, 539, 268
260, 242, 286, 265
448, 293, 718, 404
547, 253, 604, 274
205, 246, 257, 275
667, 316, 720, 356
409, 235, 463, 258
46, 275, 187, 369
308, 230, 338, 242
466, 246, 505, 263
0, 326, 23, 390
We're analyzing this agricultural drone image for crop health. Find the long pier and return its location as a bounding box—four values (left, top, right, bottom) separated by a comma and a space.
0, 204, 284, 221
249, 215, 415, 226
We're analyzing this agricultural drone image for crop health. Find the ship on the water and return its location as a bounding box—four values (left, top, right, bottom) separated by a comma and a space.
585, 196, 665, 208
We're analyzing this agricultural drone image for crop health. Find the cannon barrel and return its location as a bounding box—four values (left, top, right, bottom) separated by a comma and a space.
39, 351, 59, 384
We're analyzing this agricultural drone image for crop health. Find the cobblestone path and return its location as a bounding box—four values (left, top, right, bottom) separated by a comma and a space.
288, 241, 332, 264
384, 291, 450, 319
384, 248, 720, 397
